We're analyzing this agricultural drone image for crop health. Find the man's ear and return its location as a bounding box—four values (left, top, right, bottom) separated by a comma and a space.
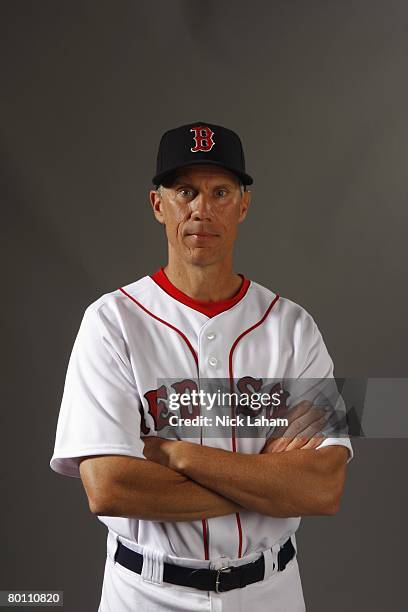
238, 189, 251, 223
149, 189, 165, 224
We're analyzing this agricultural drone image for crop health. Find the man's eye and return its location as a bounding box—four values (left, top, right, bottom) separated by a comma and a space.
216, 189, 228, 197
179, 189, 194, 197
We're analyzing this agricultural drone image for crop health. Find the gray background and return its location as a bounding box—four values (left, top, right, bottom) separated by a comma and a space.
1, 1, 407, 610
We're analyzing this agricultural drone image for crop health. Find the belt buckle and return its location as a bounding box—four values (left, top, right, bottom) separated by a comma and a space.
215, 566, 232, 593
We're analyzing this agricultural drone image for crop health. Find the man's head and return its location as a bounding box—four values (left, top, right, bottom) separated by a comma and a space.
150, 163, 251, 267
150, 122, 253, 268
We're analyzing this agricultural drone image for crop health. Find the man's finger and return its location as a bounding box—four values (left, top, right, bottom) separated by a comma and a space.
285, 432, 325, 451
295, 413, 329, 439
274, 400, 311, 425
262, 408, 329, 453
281, 413, 329, 451
300, 435, 326, 450
278, 407, 327, 440
261, 436, 288, 453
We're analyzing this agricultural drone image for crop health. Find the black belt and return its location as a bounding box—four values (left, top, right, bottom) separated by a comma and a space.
114, 537, 296, 593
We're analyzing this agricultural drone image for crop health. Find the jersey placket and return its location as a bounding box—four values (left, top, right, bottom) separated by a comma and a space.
197, 316, 244, 562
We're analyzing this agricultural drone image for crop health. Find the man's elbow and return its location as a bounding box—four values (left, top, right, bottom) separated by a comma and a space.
319, 490, 342, 516
318, 467, 347, 515
87, 493, 113, 516
79, 455, 125, 516
297, 484, 343, 517
82, 479, 116, 516
315, 446, 349, 515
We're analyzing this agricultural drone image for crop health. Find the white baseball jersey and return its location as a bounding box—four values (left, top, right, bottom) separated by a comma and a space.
50, 268, 353, 611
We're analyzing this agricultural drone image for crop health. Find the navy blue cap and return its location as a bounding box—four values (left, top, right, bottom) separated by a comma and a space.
152, 121, 253, 187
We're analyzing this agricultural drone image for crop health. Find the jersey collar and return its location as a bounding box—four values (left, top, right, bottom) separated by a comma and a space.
150, 266, 250, 318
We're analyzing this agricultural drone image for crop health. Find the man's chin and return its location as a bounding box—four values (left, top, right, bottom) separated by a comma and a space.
187, 249, 221, 267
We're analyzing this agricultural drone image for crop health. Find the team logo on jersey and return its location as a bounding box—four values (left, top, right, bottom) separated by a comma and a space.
144, 380, 200, 432
190, 126, 215, 152
142, 377, 289, 433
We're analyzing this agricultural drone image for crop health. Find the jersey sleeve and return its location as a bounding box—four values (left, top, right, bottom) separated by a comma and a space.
289, 312, 354, 464
49, 301, 146, 478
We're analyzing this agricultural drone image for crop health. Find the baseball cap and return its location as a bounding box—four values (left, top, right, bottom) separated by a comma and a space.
152, 121, 253, 187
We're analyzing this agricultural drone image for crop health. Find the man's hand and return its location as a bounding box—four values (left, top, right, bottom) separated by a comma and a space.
261, 400, 330, 454
142, 435, 184, 470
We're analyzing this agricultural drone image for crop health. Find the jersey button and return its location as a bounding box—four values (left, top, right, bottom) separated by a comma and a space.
206, 332, 216, 340
208, 356, 218, 367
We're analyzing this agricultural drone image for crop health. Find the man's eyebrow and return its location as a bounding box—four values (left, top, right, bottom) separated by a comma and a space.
173, 182, 195, 189
173, 182, 236, 189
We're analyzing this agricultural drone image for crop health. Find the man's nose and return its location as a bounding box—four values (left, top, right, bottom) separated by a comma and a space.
190, 192, 213, 221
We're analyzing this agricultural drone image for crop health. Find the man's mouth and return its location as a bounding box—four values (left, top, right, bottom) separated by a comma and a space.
188, 232, 217, 237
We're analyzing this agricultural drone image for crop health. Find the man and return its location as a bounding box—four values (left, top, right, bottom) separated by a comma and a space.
50, 121, 353, 611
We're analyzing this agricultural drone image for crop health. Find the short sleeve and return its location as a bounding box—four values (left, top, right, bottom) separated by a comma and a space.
289, 314, 354, 465
49, 302, 145, 478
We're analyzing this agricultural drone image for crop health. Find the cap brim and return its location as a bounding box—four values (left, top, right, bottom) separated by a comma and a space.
152, 160, 253, 186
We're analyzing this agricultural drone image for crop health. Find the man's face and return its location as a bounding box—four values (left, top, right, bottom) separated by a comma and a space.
150, 164, 251, 267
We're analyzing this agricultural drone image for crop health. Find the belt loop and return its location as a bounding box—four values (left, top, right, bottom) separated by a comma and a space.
271, 541, 281, 573
107, 530, 119, 562
141, 546, 165, 585
263, 549, 275, 580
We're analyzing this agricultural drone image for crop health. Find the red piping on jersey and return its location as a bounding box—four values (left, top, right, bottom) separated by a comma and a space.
118, 286, 210, 560
202, 516, 210, 560
118, 287, 198, 367
228, 293, 280, 558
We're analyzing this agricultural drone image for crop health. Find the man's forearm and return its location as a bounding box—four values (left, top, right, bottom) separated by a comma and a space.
168, 443, 348, 517
80, 455, 242, 522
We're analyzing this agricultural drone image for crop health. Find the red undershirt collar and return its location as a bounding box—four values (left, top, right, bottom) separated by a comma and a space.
150, 267, 250, 318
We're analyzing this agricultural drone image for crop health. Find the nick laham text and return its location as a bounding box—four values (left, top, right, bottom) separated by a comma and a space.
168, 415, 289, 427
